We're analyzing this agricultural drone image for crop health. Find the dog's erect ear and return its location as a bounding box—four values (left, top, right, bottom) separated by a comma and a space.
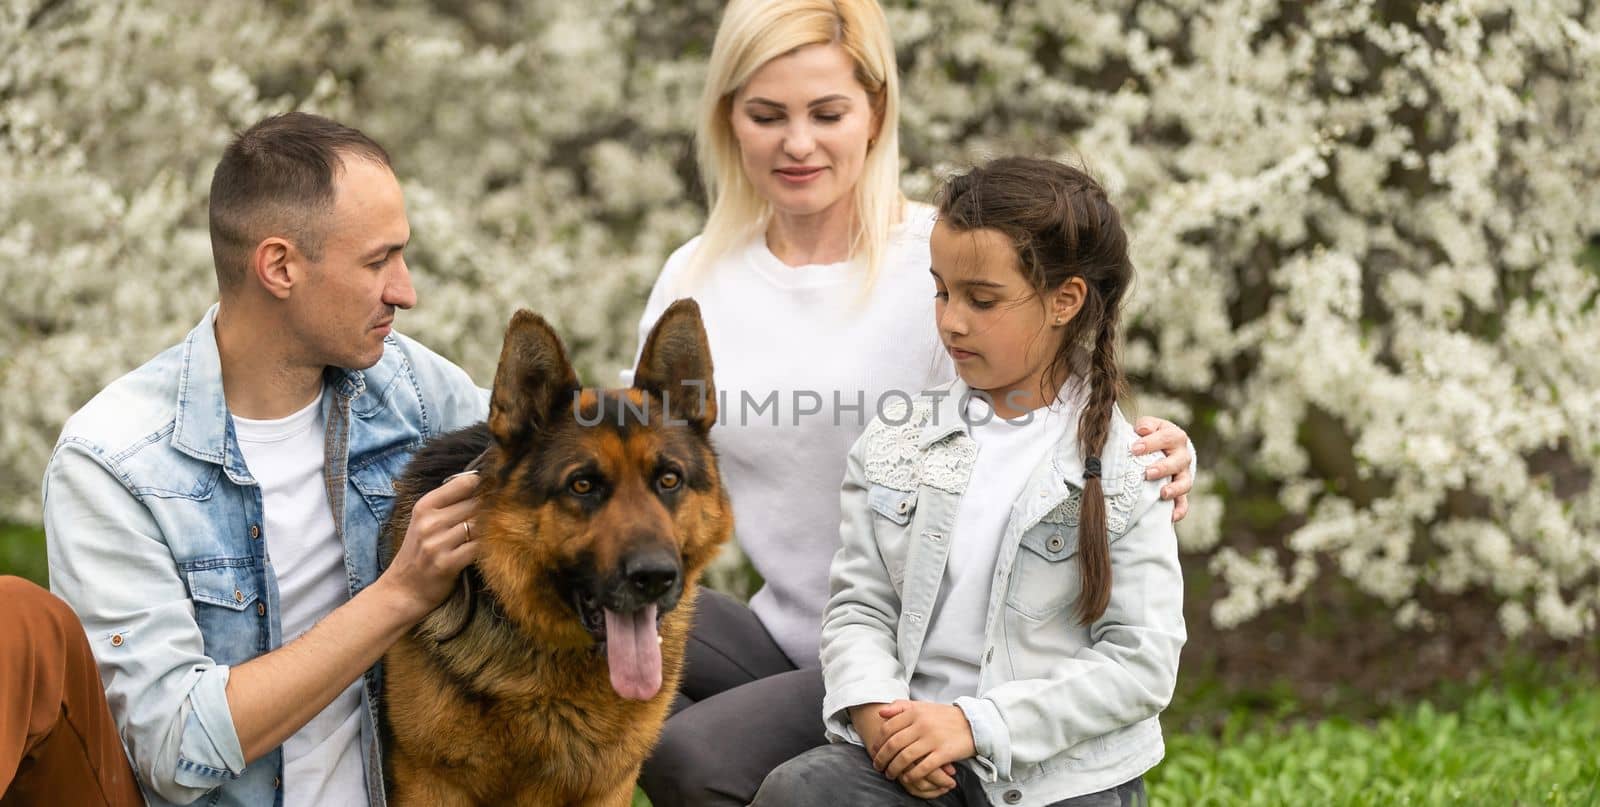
489, 309, 580, 449
632, 299, 716, 431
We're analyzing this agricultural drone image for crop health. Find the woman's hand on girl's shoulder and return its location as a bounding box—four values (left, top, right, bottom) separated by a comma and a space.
1132, 417, 1196, 522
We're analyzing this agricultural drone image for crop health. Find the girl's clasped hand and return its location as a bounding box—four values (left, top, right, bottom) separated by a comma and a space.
866, 700, 973, 798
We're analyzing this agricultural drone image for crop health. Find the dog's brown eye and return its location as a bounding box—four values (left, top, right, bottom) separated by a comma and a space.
569, 478, 594, 495
658, 472, 681, 491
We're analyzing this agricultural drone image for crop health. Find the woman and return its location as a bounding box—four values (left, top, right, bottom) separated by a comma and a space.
634, 2, 1196, 804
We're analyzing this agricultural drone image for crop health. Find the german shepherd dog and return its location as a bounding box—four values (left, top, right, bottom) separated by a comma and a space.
379, 300, 731, 805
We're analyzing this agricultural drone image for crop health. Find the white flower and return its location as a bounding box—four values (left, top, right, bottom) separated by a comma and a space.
1, 0, 1594, 639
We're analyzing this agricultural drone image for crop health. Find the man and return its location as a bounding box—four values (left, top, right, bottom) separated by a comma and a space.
28, 112, 488, 806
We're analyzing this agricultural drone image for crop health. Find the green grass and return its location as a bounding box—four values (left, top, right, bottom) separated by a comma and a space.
7, 518, 1596, 805
0, 522, 46, 586
1149, 682, 1600, 805
625, 678, 1600, 806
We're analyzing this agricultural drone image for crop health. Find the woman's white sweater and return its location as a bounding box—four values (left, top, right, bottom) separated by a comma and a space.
635, 204, 953, 666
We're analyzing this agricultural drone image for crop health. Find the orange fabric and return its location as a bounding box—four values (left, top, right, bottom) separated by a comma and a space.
0, 577, 143, 806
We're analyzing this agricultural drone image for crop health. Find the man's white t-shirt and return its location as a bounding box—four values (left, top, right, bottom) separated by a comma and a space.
233, 391, 367, 806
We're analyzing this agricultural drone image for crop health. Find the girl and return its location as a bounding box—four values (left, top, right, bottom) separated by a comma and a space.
635, 2, 1196, 803
752, 157, 1185, 807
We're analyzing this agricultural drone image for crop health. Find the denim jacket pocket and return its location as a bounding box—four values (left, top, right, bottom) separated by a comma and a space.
1005, 522, 1082, 620
182, 558, 261, 663
867, 484, 916, 588
350, 441, 420, 527
867, 485, 917, 524
184, 558, 259, 610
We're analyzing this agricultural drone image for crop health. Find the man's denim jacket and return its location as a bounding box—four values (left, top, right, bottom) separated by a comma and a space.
819, 380, 1187, 807
42, 305, 487, 807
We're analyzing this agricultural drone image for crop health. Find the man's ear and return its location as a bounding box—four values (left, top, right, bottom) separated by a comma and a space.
488, 310, 580, 450
1051, 277, 1088, 327
251, 237, 297, 300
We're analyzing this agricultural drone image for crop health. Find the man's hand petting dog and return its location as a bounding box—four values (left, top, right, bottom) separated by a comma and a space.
868, 700, 974, 799
378, 471, 481, 622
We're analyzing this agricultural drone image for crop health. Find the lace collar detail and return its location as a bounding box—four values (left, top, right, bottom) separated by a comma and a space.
862, 398, 975, 494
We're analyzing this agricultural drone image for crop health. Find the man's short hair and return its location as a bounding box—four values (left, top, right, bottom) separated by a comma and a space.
208, 112, 392, 291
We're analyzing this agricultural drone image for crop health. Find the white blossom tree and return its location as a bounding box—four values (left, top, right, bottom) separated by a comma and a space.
3, 0, 1595, 637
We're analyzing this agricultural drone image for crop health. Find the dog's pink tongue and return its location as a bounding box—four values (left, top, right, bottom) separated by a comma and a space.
604, 604, 661, 701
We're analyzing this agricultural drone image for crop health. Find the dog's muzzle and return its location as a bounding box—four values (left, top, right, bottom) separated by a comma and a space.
568, 548, 683, 702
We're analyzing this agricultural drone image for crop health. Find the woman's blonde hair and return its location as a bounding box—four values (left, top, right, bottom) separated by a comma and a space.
682, 0, 904, 291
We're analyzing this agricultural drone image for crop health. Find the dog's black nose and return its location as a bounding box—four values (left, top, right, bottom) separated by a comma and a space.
624, 554, 680, 602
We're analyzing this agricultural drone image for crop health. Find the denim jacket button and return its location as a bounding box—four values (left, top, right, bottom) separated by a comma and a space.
234, 589, 244, 603
250, 525, 260, 539
1048, 536, 1064, 552
110, 633, 123, 647
897, 500, 910, 514
256, 602, 266, 617
1003, 789, 1022, 804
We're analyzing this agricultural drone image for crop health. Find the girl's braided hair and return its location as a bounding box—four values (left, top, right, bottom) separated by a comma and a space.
936, 156, 1133, 624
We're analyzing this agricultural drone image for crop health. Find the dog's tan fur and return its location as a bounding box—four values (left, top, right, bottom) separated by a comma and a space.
380, 301, 730, 805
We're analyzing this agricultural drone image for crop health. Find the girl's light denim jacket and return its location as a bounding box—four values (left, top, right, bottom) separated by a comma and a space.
41, 305, 487, 807
819, 379, 1187, 807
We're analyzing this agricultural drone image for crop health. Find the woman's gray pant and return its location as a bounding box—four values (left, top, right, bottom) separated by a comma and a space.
751, 743, 1148, 807
638, 590, 828, 807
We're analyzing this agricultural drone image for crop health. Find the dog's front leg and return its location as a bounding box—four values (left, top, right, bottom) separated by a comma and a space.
390, 762, 479, 807
581, 768, 643, 807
